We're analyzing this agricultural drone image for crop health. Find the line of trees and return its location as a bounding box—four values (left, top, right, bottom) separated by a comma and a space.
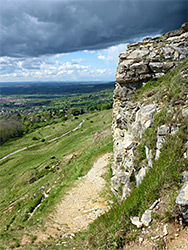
87, 103, 112, 112
0, 119, 24, 144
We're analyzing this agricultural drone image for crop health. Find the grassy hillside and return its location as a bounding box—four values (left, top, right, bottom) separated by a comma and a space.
0, 59, 187, 249
0, 109, 113, 249
51, 59, 187, 250
80, 59, 188, 249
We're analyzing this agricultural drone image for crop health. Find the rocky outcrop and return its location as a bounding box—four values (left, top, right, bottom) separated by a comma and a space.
116, 23, 188, 85
112, 23, 188, 198
176, 182, 188, 222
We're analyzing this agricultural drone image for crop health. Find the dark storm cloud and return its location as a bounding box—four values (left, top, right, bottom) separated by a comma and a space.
0, 0, 187, 57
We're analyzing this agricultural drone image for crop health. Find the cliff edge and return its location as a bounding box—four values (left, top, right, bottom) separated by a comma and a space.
112, 23, 188, 200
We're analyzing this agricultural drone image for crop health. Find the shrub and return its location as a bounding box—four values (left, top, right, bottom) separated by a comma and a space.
0, 119, 24, 144
61, 116, 68, 122
32, 136, 38, 140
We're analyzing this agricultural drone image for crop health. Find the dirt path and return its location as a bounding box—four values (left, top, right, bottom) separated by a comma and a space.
34, 152, 112, 243
0, 120, 85, 162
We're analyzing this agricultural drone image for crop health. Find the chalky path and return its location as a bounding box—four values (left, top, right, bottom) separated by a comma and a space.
35, 153, 112, 242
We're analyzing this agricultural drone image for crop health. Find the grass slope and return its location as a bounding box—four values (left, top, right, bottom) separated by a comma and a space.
0, 110, 113, 249
49, 59, 188, 250
0, 59, 187, 249
83, 59, 188, 249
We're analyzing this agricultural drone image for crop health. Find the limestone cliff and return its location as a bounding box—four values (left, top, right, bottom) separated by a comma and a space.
112, 23, 188, 200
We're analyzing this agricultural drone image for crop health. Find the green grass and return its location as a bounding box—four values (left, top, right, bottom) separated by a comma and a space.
133, 58, 188, 106
0, 60, 187, 249
80, 123, 187, 249
54, 59, 188, 249
0, 117, 84, 159
20, 60, 188, 250
79, 59, 188, 249
0, 110, 113, 249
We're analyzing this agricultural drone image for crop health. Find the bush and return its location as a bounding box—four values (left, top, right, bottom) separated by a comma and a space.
0, 119, 24, 144
61, 116, 68, 122
32, 136, 38, 140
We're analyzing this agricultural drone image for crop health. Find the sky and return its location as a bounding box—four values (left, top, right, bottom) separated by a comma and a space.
0, 0, 187, 82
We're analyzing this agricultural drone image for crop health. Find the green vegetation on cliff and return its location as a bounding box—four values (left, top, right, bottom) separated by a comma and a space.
83, 59, 188, 249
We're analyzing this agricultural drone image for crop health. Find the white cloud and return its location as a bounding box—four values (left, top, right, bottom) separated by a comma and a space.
53, 53, 68, 59
83, 50, 96, 54
0, 53, 114, 81
97, 43, 128, 62
72, 58, 85, 63
98, 55, 106, 60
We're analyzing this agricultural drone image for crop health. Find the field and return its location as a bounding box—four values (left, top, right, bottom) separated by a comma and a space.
0, 81, 114, 114
0, 81, 114, 144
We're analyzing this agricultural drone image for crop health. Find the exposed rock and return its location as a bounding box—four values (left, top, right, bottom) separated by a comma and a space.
139, 237, 144, 243
130, 216, 142, 228
151, 235, 159, 240
40, 186, 45, 191
141, 209, 152, 227
170, 126, 179, 136
149, 199, 160, 210
130, 209, 152, 228
182, 107, 188, 117
184, 141, 188, 159
135, 104, 156, 133
183, 171, 188, 181
176, 182, 188, 222
155, 125, 169, 160
149, 62, 164, 73
163, 224, 168, 236
122, 137, 135, 150
145, 145, 153, 168
182, 22, 188, 31
158, 125, 170, 136
112, 23, 188, 199
135, 167, 148, 187
130, 62, 149, 74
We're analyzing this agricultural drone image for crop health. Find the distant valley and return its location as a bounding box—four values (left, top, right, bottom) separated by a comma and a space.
0, 82, 114, 144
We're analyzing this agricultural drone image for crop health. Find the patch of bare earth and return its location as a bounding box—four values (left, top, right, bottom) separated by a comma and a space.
123, 193, 188, 250
33, 153, 112, 243
123, 223, 188, 250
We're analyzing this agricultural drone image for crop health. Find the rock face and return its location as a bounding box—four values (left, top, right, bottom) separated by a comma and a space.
112, 23, 188, 198
116, 24, 188, 85
176, 182, 188, 222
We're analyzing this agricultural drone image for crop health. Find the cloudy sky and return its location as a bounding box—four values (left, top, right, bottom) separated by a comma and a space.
0, 0, 187, 82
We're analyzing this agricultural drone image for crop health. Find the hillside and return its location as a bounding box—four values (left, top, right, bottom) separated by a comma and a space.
86, 24, 188, 249
67, 24, 188, 249
0, 24, 188, 250
0, 110, 113, 249
60, 57, 186, 250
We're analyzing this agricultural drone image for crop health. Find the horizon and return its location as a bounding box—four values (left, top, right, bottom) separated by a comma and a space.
0, 80, 115, 85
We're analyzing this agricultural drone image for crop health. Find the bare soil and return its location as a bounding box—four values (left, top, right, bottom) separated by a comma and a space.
32, 153, 112, 243
123, 193, 188, 250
